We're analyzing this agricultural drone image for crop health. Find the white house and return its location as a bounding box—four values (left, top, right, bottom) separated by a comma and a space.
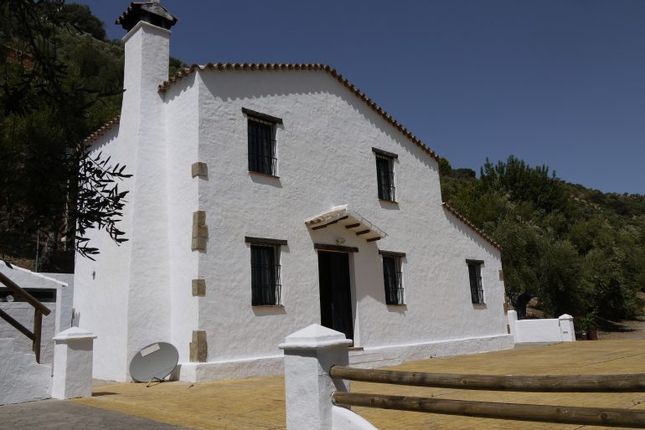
74, 1, 513, 382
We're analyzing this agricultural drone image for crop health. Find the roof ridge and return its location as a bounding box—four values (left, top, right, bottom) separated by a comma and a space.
158, 63, 440, 162
83, 115, 120, 146
442, 202, 502, 250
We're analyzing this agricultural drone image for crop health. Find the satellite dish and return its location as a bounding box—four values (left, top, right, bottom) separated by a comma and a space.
129, 342, 179, 383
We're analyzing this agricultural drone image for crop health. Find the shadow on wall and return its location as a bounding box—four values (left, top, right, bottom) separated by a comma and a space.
249, 172, 282, 188
252, 306, 287, 317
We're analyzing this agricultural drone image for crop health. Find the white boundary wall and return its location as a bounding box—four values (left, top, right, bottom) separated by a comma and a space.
0, 264, 94, 405
507, 310, 575, 343
0, 263, 73, 364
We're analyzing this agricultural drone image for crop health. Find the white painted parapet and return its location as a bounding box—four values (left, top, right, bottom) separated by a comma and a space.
0, 338, 51, 405
51, 327, 96, 399
281, 324, 377, 430
507, 311, 576, 344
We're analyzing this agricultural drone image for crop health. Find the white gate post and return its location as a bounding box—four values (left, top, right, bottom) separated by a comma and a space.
507, 309, 518, 342
280, 324, 352, 430
558, 314, 575, 342
51, 327, 96, 399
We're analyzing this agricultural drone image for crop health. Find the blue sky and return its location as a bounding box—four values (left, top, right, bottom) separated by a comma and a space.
78, 0, 645, 194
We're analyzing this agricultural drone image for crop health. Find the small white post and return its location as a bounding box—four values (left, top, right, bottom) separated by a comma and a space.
558, 314, 576, 342
280, 324, 352, 430
51, 327, 96, 399
507, 309, 518, 341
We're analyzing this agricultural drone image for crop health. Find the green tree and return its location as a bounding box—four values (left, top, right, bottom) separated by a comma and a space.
0, 0, 128, 268
440, 155, 645, 323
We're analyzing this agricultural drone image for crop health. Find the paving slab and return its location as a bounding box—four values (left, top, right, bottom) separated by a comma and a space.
0, 399, 186, 430
73, 340, 645, 430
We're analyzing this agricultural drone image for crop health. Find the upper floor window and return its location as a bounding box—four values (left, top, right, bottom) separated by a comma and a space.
372, 147, 397, 202
466, 259, 485, 305
380, 250, 405, 305
245, 236, 287, 306
243, 108, 282, 176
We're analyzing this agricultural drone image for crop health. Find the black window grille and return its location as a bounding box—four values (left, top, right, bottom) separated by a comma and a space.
251, 244, 281, 305
467, 260, 485, 305
375, 155, 395, 201
248, 117, 276, 175
382, 255, 404, 305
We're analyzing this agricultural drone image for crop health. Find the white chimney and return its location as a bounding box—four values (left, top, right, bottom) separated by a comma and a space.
113, 1, 178, 372
116, 1, 177, 121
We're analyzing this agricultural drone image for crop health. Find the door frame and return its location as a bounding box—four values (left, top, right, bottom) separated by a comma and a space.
315, 244, 358, 344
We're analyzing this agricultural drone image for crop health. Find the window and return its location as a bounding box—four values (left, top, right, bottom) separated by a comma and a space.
467, 260, 485, 305
243, 108, 282, 176
380, 251, 405, 305
372, 148, 397, 201
245, 236, 287, 306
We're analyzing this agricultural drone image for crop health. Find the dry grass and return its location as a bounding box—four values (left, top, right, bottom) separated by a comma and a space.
75, 340, 645, 430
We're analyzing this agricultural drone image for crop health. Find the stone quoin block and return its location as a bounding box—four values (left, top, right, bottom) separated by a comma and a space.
192, 279, 206, 296
190, 330, 208, 362
191, 162, 208, 178
191, 210, 208, 251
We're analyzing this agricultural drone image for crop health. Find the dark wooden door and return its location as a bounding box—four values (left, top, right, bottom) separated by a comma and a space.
318, 251, 354, 340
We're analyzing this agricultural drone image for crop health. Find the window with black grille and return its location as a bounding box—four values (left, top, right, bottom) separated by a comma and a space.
467, 260, 485, 305
381, 252, 404, 305
244, 108, 281, 176
246, 236, 287, 306
373, 148, 396, 201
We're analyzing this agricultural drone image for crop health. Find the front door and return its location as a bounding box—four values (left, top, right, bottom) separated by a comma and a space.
318, 251, 354, 341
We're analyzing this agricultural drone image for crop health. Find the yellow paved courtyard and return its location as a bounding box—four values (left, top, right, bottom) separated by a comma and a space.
75, 340, 645, 430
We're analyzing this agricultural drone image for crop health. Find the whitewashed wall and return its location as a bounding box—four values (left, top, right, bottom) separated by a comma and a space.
73, 23, 512, 383
0, 338, 51, 405
508, 311, 575, 343
165, 74, 200, 364
0, 263, 71, 364
73, 22, 174, 381
186, 69, 511, 379
73, 125, 132, 381
0, 302, 55, 363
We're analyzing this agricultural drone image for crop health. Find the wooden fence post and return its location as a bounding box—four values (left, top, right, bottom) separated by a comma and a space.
32, 309, 42, 363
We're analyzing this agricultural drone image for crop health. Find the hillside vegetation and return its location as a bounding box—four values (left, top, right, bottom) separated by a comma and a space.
440, 156, 645, 327
0, 1, 182, 270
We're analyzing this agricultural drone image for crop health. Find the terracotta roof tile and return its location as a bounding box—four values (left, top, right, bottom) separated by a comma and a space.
83, 115, 120, 146
442, 202, 502, 250
158, 63, 440, 162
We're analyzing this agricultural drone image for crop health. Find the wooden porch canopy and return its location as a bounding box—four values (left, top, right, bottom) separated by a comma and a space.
305, 205, 387, 242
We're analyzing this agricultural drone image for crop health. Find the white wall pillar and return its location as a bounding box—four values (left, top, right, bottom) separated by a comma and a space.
280, 324, 352, 430
507, 309, 518, 342
51, 327, 96, 399
558, 314, 576, 342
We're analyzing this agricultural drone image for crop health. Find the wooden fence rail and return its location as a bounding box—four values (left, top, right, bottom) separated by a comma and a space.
332, 392, 645, 428
330, 366, 645, 392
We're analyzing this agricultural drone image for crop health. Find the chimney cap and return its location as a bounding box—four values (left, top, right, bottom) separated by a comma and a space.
116, 1, 178, 32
